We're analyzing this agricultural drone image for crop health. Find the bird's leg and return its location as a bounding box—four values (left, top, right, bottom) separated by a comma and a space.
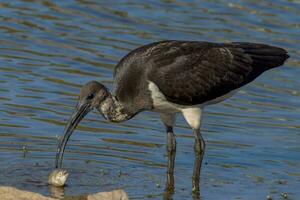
192, 128, 205, 193
181, 107, 204, 192
165, 125, 176, 192
160, 113, 176, 192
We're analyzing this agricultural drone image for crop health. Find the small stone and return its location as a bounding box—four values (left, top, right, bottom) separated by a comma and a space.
34, 162, 41, 167
22, 146, 28, 157
276, 179, 288, 185
88, 189, 129, 200
22, 145, 28, 153
156, 183, 160, 188
281, 192, 288, 199
99, 169, 109, 175
85, 160, 91, 164
117, 170, 122, 177
266, 195, 272, 200
48, 169, 69, 187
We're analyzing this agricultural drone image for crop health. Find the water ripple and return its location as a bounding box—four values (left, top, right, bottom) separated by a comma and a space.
0, 0, 299, 199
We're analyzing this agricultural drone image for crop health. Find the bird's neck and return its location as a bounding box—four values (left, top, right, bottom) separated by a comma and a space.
98, 93, 132, 123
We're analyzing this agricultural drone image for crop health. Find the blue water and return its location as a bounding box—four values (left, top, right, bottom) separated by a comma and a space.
0, 0, 299, 199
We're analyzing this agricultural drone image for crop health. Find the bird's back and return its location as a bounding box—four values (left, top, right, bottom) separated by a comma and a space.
113, 40, 289, 111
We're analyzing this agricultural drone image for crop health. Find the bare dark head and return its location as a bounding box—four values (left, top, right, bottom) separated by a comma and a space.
79, 81, 109, 109
55, 81, 109, 168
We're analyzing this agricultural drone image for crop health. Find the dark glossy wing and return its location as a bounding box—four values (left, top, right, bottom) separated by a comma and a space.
147, 41, 289, 105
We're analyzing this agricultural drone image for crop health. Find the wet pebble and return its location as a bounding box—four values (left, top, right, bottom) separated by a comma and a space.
55, 135, 60, 140
117, 170, 122, 177
48, 169, 69, 187
281, 192, 288, 199
99, 169, 109, 175
85, 160, 91, 164
22, 146, 28, 157
266, 195, 272, 200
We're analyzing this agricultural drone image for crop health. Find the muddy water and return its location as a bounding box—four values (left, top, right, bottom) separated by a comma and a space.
0, 0, 299, 199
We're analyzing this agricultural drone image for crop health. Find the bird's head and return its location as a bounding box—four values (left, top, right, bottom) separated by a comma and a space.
55, 81, 109, 168
79, 81, 109, 110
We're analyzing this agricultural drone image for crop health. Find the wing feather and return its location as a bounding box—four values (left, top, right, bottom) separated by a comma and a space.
147, 41, 288, 105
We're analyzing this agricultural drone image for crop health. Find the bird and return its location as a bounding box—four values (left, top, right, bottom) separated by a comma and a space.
55, 40, 289, 192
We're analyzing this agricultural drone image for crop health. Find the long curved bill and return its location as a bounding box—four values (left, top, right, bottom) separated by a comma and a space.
55, 101, 92, 168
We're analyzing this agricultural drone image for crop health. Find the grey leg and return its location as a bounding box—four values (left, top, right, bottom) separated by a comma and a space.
165, 126, 176, 192
192, 128, 205, 193
160, 113, 177, 193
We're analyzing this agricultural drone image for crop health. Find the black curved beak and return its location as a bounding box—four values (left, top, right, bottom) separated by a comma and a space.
55, 100, 92, 168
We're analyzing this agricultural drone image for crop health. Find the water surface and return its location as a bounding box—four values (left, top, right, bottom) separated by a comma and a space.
0, 0, 299, 199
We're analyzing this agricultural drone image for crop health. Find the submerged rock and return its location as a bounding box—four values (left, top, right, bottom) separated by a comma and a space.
88, 190, 128, 200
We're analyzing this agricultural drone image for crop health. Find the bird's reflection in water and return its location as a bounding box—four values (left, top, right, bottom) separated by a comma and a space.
192, 191, 201, 200
48, 185, 65, 199
163, 190, 174, 200
163, 189, 201, 200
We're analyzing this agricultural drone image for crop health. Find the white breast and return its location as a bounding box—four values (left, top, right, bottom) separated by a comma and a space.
148, 81, 187, 113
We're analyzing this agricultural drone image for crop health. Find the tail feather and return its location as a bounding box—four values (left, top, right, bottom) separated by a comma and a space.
232, 42, 289, 69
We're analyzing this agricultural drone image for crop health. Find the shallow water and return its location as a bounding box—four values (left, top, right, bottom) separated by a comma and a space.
0, 0, 299, 199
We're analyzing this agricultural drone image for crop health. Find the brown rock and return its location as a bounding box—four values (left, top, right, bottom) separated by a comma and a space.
87, 189, 129, 200
0, 186, 129, 200
0, 186, 54, 200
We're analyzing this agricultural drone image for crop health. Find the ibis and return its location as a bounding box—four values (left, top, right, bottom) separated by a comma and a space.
55, 40, 289, 192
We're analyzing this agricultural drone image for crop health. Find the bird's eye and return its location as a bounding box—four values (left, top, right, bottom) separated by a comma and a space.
87, 93, 94, 100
